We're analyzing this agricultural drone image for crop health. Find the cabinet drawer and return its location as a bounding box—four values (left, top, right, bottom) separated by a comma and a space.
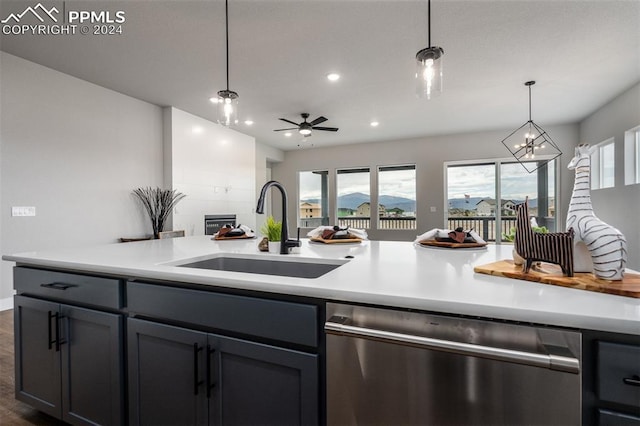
598, 341, 640, 408
14, 267, 122, 310
598, 409, 640, 426
127, 282, 318, 347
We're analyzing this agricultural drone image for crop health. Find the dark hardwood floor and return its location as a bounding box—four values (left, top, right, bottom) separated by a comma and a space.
0, 309, 66, 425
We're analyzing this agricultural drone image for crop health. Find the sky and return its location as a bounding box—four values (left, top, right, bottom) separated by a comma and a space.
300, 168, 417, 201
447, 161, 555, 200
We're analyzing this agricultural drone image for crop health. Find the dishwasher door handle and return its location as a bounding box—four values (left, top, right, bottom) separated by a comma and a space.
325, 316, 580, 374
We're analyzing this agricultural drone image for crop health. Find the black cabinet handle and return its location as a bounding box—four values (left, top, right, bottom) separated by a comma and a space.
623, 375, 640, 387
193, 344, 203, 395
47, 311, 55, 350
54, 313, 61, 352
41, 282, 76, 290
206, 345, 216, 398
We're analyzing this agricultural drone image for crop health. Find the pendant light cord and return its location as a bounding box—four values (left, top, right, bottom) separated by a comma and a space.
427, 0, 431, 47
225, 0, 229, 91
528, 84, 532, 122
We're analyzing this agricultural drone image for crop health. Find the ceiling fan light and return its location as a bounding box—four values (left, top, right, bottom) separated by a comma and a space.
299, 128, 312, 136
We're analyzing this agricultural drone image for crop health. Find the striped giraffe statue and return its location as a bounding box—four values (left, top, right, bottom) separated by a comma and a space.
514, 198, 574, 276
567, 144, 627, 280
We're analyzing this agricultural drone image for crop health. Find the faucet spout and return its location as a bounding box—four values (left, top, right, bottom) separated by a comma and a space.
256, 181, 300, 254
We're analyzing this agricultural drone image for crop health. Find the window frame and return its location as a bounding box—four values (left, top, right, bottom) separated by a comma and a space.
624, 126, 640, 186
297, 170, 329, 228
376, 164, 417, 230
590, 138, 615, 190
443, 155, 560, 243
336, 167, 372, 229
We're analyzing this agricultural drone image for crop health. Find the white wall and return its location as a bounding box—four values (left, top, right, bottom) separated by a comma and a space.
0, 52, 164, 301
164, 107, 257, 234
271, 124, 579, 241
578, 82, 640, 270
255, 142, 284, 236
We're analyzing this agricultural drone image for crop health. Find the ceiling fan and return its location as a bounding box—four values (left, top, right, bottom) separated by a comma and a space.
274, 113, 339, 137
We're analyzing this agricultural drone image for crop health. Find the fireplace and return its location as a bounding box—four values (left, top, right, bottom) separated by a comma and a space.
204, 214, 236, 235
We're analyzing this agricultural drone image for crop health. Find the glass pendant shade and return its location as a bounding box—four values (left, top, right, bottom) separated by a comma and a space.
416, 47, 444, 99
217, 89, 238, 126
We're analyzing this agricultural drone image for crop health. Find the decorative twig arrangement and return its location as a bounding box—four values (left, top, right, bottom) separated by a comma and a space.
133, 187, 186, 239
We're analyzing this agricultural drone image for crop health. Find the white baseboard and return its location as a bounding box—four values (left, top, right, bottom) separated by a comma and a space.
0, 297, 14, 311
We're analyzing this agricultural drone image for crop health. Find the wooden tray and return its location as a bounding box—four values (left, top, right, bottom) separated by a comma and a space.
310, 237, 362, 244
213, 235, 255, 241
419, 239, 487, 249
474, 259, 640, 298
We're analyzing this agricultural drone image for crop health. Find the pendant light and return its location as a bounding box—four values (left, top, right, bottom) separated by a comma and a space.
501, 81, 562, 173
216, 0, 238, 126
415, 0, 444, 100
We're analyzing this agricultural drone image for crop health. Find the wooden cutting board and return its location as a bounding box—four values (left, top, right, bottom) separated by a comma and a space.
419, 240, 487, 249
213, 235, 255, 240
474, 259, 640, 298
310, 237, 362, 244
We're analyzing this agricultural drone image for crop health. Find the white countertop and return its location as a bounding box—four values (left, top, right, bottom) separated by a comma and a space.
4, 236, 639, 335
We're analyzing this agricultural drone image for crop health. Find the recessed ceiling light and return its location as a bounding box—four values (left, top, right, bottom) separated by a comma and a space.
326, 73, 340, 82
244, 120, 254, 125
209, 97, 219, 104
370, 121, 379, 127
284, 132, 292, 137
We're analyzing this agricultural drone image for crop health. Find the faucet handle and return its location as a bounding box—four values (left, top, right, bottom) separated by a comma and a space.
285, 238, 302, 248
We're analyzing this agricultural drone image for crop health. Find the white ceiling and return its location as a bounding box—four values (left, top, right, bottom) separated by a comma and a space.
1, 0, 639, 151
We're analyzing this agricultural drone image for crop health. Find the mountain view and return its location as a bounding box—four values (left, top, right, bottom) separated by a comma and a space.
448, 197, 538, 211
303, 192, 416, 212
303, 194, 539, 214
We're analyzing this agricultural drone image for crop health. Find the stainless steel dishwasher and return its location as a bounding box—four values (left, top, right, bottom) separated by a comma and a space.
325, 303, 581, 425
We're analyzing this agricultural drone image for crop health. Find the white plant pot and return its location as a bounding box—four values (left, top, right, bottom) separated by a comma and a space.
268, 241, 281, 254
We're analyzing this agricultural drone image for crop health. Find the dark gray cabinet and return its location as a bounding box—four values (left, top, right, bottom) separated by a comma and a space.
13, 266, 125, 426
14, 295, 124, 425
128, 317, 319, 426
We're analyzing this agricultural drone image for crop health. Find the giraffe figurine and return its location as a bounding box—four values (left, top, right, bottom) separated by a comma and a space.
567, 144, 627, 280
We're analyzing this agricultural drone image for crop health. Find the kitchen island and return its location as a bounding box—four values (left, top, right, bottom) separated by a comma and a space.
4, 236, 640, 425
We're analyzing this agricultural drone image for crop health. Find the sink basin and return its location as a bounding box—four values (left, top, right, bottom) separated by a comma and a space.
171, 254, 348, 279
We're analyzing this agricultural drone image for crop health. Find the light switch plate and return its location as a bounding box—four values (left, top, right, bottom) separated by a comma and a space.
430, 206, 437, 213
11, 206, 36, 217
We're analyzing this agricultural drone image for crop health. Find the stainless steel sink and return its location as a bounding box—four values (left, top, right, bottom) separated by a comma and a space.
170, 254, 348, 279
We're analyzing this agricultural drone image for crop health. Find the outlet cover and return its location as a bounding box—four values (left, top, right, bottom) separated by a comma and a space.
11, 206, 36, 217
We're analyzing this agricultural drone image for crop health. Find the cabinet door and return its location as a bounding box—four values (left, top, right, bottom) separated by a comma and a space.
14, 295, 62, 418
128, 318, 208, 426
60, 305, 123, 426
209, 334, 319, 426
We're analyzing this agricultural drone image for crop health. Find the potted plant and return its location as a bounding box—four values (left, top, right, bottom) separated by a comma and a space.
133, 187, 186, 239
260, 216, 282, 253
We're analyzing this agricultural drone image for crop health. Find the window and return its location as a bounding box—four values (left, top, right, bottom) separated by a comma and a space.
337, 168, 371, 229
446, 159, 556, 242
377, 165, 417, 229
298, 170, 329, 227
624, 126, 640, 185
591, 139, 615, 190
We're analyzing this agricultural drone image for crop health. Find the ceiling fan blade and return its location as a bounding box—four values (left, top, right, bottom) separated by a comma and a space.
312, 126, 339, 132
273, 128, 298, 132
278, 118, 301, 126
309, 116, 328, 126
